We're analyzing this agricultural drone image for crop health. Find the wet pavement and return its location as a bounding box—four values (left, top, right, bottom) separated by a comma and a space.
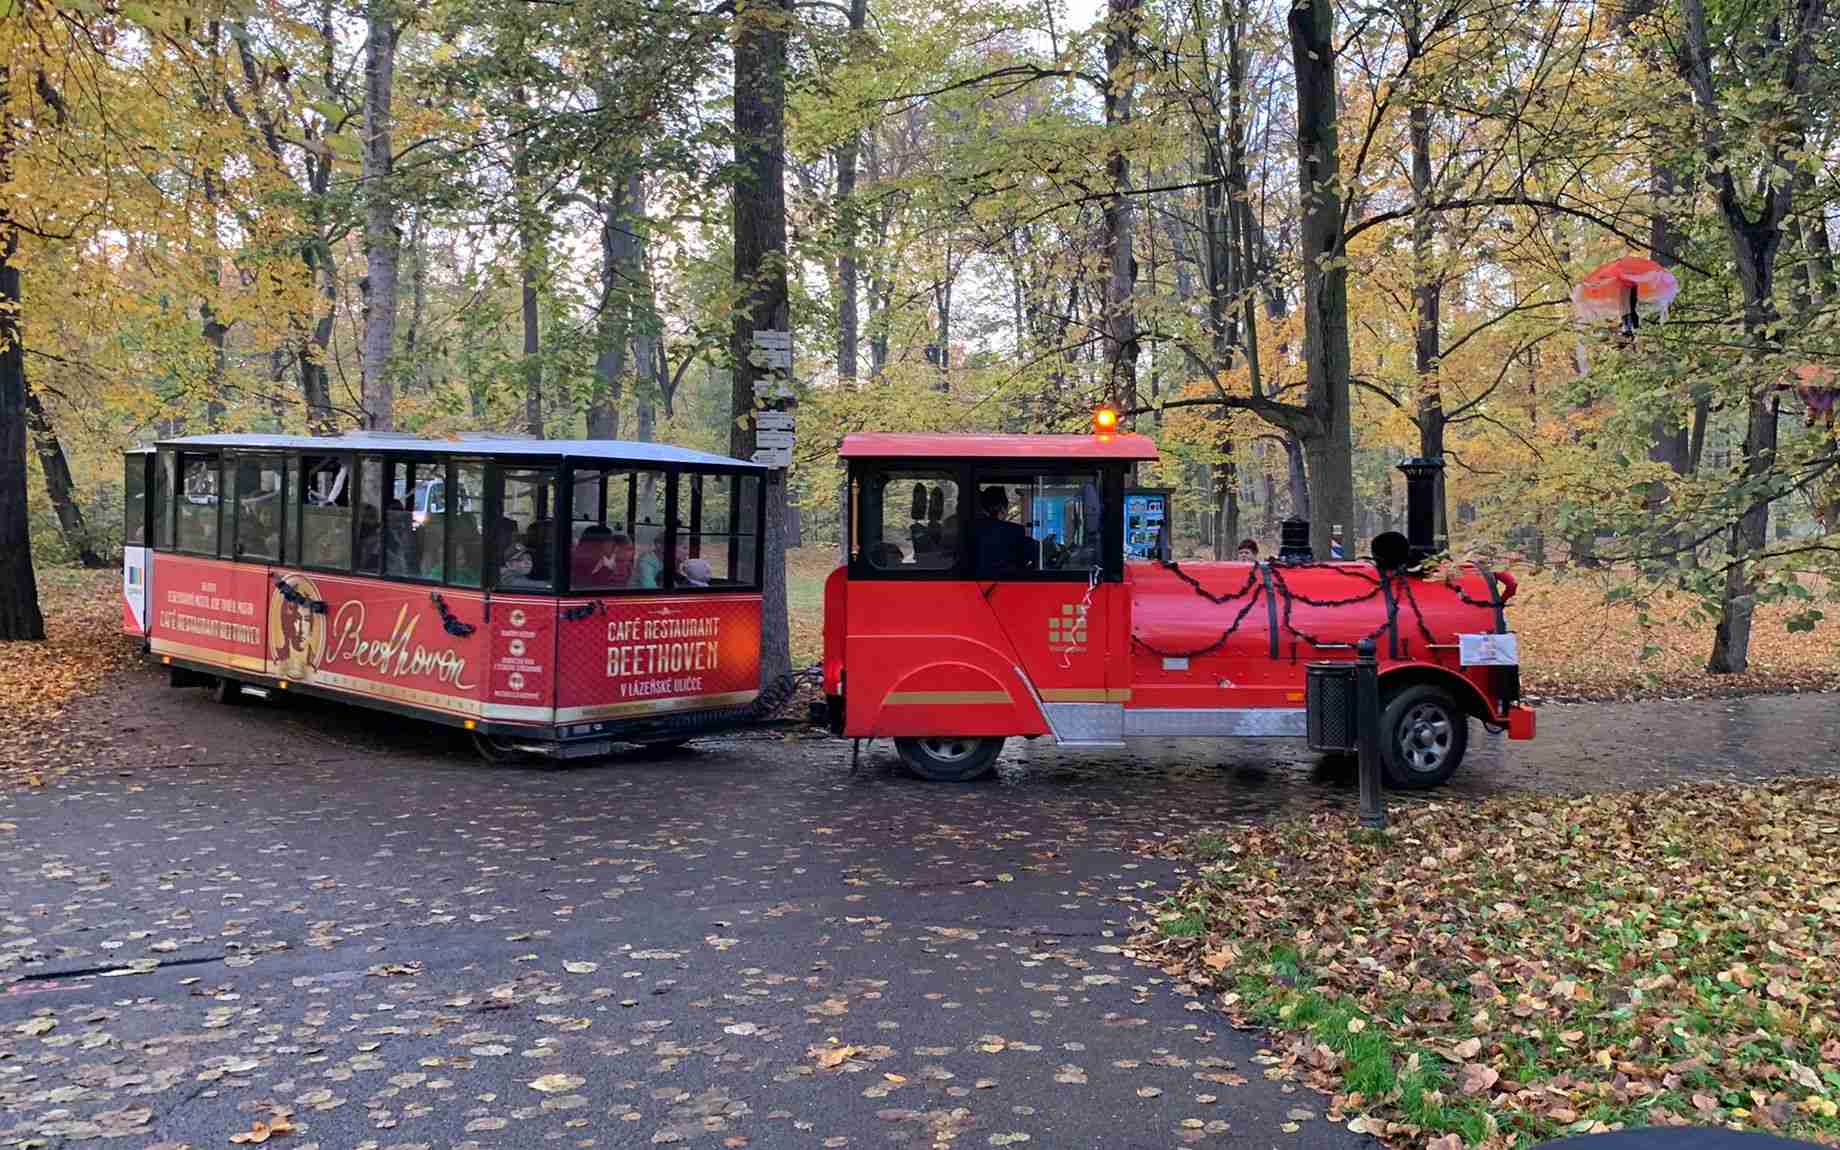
0, 670, 1836, 1149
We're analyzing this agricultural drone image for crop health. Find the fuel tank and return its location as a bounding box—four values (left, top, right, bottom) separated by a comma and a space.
1124, 559, 1515, 715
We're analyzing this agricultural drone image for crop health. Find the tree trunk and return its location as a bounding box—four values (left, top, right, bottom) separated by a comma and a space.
832, 0, 868, 384
302, 242, 336, 435
523, 254, 542, 438
1406, 27, 1447, 544
403, 210, 427, 394
23, 392, 103, 568
1288, 0, 1353, 555
1102, 0, 1140, 421
590, 167, 634, 440
0, 75, 43, 640
360, 0, 399, 430
633, 174, 661, 441
1285, 432, 1309, 521
1645, 158, 1693, 563
731, 0, 793, 687
1681, 0, 1820, 672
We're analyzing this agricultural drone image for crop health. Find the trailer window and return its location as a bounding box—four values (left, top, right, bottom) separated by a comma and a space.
124, 456, 148, 547
494, 467, 556, 591
449, 461, 485, 587
153, 450, 176, 549
972, 471, 1102, 578
231, 455, 284, 562
568, 468, 666, 591
300, 455, 352, 570
175, 453, 221, 555
671, 471, 760, 589
386, 460, 438, 580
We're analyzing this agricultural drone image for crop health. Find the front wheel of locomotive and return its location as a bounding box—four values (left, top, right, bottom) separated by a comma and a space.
1378, 684, 1469, 790
893, 737, 1004, 782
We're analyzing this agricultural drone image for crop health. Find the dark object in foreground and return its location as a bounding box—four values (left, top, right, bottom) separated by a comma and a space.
1355, 638, 1385, 829
1536, 1129, 1827, 1150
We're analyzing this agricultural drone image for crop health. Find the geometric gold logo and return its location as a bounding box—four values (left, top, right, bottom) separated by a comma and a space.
1047, 603, 1087, 652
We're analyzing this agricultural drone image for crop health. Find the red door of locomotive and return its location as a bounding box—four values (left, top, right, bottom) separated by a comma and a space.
967, 469, 1124, 744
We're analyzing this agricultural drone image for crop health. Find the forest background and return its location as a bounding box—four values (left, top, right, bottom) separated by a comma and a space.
0, 0, 1834, 681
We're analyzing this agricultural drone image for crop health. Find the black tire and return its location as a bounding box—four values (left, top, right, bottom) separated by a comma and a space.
1378, 684, 1468, 789
211, 676, 243, 705
893, 736, 1004, 782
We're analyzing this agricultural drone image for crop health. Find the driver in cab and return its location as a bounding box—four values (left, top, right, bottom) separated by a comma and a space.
974, 486, 1035, 575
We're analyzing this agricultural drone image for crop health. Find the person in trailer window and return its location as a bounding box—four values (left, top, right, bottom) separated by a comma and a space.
974, 486, 1034, 575
634, 534, 688, 588
682, 557, 712, 587
500, 542, 542, 588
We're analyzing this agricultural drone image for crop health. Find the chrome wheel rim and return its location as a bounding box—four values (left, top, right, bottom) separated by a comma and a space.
1399, 703, 1454, 773
918, 737, 978, 763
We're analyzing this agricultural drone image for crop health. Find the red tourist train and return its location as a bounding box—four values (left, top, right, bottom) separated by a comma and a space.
123, 434, 767, 760
818, 432, 1534, 785
124, 428, 1534, 783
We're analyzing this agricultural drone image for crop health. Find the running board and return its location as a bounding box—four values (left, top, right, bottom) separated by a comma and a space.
1122, 708, 1306, 738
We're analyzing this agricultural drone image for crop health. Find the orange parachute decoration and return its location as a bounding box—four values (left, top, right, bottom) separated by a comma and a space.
1779, 364, 1838, 430
1570, 256, 1680, 336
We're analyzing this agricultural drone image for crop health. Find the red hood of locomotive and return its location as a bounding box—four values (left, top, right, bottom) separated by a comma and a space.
1126, 560, 1508, 664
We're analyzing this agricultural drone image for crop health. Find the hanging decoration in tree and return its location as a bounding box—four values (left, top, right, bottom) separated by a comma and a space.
1570, 256, 1680, 336
1779, 364, 1839, 430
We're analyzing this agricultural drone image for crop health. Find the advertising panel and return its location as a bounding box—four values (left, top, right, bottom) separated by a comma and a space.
265, 571, 493, 720
555, 595, 762, 722
148, 554, 269, 671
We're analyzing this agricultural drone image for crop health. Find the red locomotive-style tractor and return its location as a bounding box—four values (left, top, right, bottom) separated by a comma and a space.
820, 431, 1534, 785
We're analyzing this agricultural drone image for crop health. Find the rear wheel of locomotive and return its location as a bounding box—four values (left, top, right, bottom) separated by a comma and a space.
893, 737, 1004, 782
211, 675, 243, 705
1378, 684, 1468, 789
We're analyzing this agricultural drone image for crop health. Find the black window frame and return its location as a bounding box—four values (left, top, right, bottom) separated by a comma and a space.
172, 450, 224, 558
296, 451, 355, 574
665, 468, 764, 593
844, 462, 970, 581
225, 450, 287, 564
378, 454, 446, 586
487, 461, 562, 593
152, 448, 177, 550
845, 460, 1126, 583
124, 451, 153, 548
556, 461, 765, 595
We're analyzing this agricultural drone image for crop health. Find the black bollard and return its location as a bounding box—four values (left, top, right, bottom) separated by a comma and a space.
1355, 638, 1386, 830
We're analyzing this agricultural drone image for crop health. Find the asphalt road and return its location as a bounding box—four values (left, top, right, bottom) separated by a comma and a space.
2, 670, 1836, 1149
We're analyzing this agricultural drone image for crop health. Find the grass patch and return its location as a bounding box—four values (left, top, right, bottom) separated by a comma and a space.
1142, 781, 1840, 1147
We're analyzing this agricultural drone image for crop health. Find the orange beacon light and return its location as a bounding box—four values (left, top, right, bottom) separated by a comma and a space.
1092, 403, 1119, 433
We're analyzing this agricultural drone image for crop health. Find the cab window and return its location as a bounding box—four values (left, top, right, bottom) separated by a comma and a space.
855, 470, 961, 574
970, 471, 1102, 578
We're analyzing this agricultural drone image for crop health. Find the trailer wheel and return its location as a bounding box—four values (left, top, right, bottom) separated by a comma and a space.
211, 676, 243, 706
1378, 684, 1468, 789
893, 737, 1003, 782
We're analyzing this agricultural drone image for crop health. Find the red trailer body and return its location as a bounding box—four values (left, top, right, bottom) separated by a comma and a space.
823, 432, 1534, 784
130, 434, 768, 760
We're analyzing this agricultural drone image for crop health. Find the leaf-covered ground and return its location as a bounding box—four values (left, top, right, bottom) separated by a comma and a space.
1509, 573, 1840, 702
0, 568, 138, 783
1144, 781, 1840, 1149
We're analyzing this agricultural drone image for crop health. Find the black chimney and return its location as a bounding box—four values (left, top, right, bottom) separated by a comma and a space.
1396, 457, 1445, 564
1278, 516, 1312, 564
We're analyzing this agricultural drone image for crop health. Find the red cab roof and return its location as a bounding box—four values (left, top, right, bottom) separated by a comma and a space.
839, 432, 1159, 461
